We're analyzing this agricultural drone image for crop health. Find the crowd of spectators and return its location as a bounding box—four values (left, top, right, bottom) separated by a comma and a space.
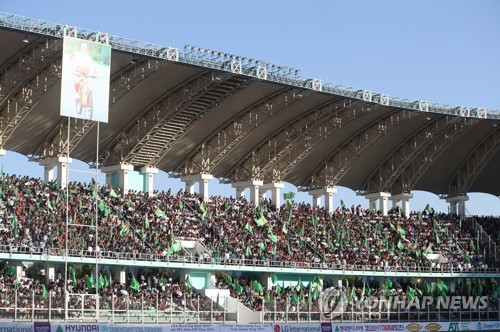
0, 173, 497, 271
214, 274, 499, 320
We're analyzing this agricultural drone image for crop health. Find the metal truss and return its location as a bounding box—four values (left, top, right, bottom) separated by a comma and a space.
0, 39, 62, 147
100, 72, 251, 167
30, 58, 165, 161
225, 99, 365, 184
2, 12, 498, 120
173, 88, 303, 178
359, 116, 476, 194
392, 118, 477, 194
298, 109, 417, 191
442, 126, 500, 198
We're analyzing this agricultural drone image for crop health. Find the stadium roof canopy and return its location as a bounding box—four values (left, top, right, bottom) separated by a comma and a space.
0, 13, 499, 198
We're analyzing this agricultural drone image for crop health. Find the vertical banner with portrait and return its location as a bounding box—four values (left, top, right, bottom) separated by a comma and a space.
60, 36, 111, 123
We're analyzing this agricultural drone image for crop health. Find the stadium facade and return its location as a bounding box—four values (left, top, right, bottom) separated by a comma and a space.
0, 12, 498, 330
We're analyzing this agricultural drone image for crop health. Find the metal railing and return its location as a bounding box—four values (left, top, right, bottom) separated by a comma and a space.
1, 290, 498, 324
2, 244, 499, 275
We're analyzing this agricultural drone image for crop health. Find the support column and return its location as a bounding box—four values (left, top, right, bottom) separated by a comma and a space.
390, 193, 413, 217
307, 187, 337, 213
140, 167, 158, 196
365, 192, 391, 216
232, 180, 263, 206
112, 266, 126, 284
45, 262, 55, 283
181, 174, 214, 201
261, 182, 285, 209
39, 156, 73, 188
101, 164, 134, 194
445, 195, 469, 216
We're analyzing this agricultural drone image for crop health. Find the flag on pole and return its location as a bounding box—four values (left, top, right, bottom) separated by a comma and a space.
245, 222, 253, 233
41, 285, 47, 299
109, 188, 119, 198
119, 224, 129, 236
256, 216, 267, 227
282, 223, 288, 234
130, 275, 140, 291
11, 216, 18, 237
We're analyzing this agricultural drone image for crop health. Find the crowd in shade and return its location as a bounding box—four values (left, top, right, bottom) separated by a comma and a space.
0, 173, 498, 271
215, 274, 500, 317
0, 262, 220, 321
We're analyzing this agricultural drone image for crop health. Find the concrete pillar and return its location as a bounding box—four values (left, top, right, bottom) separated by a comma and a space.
232, 180, 264, 206
307, 187, 337, 213
390, 193, 413, 217
261, 182, 285, 209
140, 167, 158, 196
39, 156, 73, 188
365, 192, 391, 216
101, 164, 134, 194
181, 174, 214, 201
445, 195, 469, 216
112, 266, 126, 284
45, 262, 55, 283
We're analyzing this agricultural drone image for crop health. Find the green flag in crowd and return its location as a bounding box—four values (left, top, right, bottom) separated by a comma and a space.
130, 275, 140, 291
109, 188, 119, 198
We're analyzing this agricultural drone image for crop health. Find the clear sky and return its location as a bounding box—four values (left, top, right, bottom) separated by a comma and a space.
1, 0, 499, 216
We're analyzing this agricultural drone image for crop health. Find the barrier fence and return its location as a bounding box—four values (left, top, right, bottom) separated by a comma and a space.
0, 291, 498, 324
2, 245, 499, 275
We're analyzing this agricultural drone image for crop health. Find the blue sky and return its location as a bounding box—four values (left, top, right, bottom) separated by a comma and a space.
1, 1, 499, 215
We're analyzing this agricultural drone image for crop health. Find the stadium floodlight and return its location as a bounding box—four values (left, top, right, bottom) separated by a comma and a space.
198, 48, 204, 53
295, 69, 301, 75
191, 46, 197, 51
22, 34, 29, 43
184, 44, 191, 50
218, 52, 223, 57
249, 58, 255, 64
130, 57, 138, 64
205, 49, 211, 55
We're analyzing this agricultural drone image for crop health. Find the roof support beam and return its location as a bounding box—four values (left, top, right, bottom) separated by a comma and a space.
225, 98, 361, 184
176, 88, 302, 178
442, 126, 500, 197
300, 109, 416, 191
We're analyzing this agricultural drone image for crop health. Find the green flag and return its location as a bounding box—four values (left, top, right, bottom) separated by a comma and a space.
235, 281, 244, 294
7, 266, 14, 276
251, 280, 264, 294
425, 204, 434, 214
185, 276, 192, 292
470, 239, 477, 252
109, 188, 118, 198
130, 275, 140, 291
396, 226, 405, 236
245, 222, 253, 233
11, 216, 17, 237
98, 200, 105, 212
98, 273, 105, 289
397, 240, 404, 250
172, 241, 182, 252
41, 285, 47, 299
256, 216, 267, 227
270, 234, 278, 243
282, 223, 288, 234
155, 208, 165, 218
226, 275, 233, 286
119, 224, 129, 236
85, 275, 95, 289
436, 233, 441, 244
